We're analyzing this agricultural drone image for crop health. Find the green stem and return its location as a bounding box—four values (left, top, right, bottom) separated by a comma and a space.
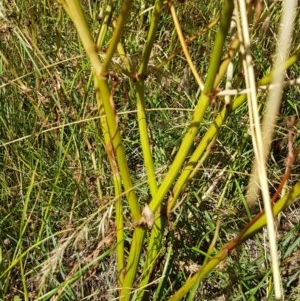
167, 104, 232, 213
101, 0, 133, 74
115, 174, 125, 283
96, 2, 114, 47
203, 0, 234, 94
138, 0, 164, 76
120, 227, 146, 301
121, 2, 234, 299
94, 3, 125, 281
96, 78, 141, 221
136, 213, 165, 301
94, 80, 125, 281
59, 0, 102, 72
135, 0, 164, 195
135, 81, 158, 195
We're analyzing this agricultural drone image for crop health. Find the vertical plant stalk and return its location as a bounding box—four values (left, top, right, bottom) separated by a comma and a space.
135, 0, 164, 195
134, 82, 164, 301
100, 0, 133, 74
114, 175, 125, 282
93, 3, 126, 282
136, 213, 165, 300
59, 0, 102, 72
94, 76, 125, 281
235, 0, 290, 297
96, 2, 114, 48
60, 0, 137, 289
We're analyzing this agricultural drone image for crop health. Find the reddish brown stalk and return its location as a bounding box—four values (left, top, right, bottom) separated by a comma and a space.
212, 139, 300, 257
237, 142, 300, 245
271, 117, 299, 204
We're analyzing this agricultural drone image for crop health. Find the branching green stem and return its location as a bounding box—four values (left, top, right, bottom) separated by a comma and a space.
148, 0, 234, 214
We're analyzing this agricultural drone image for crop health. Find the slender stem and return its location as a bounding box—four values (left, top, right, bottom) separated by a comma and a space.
93, 4, 125, 281
101, 0, 133, 74
135, 0, 164, 194
94, 78, 125, 281
138, 0, 164, 77
59, 0, 102, 73
120, 227, 146, 301
96, 3, 114, 50
96, 78, 141, 221
115, 176, 125, 283
169, 0, 204, 89
61, 0, 141, 221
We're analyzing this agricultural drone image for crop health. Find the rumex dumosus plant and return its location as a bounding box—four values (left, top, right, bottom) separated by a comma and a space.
0, 0, 299, 300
